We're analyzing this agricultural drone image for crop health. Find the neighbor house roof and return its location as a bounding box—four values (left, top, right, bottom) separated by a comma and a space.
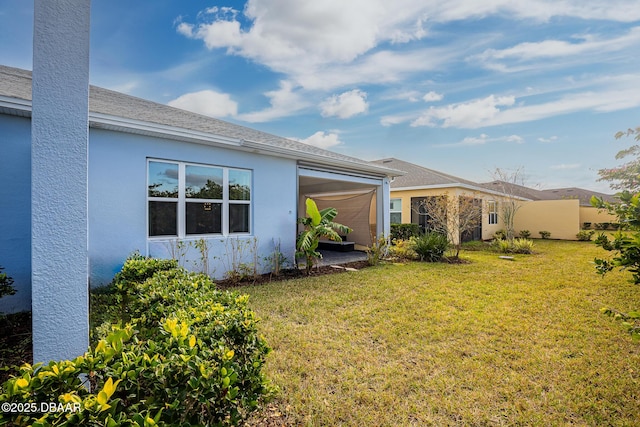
0, 65, 402, 178
370, 158, 527, 199
540, 187, 618, 206
478, 180, 552, 201
479, 182, 618, 206
372, 158, 616, 205
371, 158, 481, 188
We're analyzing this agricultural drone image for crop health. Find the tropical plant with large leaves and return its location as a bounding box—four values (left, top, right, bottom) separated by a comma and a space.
296, 198, 352, 274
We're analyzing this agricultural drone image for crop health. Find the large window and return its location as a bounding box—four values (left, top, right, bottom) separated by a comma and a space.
488, 200, 498, 225
390, 198, 402, 224
148, 160, 251, 237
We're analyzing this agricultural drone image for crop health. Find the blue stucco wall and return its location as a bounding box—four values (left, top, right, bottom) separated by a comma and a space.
0, 115, 31, 314
0, 120, 300, 311
88, 128, 298, 285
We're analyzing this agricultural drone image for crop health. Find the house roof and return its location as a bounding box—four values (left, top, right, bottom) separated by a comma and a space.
370, 158, 481, 188
369, 157, 524, 199
372, 158, 616, 205
478, 180, 552, 201
0, 65, 402, 178
540, 187, 618, 206
479, 182, 618, 206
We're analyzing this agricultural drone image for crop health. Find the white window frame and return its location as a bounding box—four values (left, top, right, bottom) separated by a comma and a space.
147, 159, 252, 239
488, 200, 498, 225
390, 198, 402, 224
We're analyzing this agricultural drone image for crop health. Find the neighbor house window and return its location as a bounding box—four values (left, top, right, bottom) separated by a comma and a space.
148, 160, 251, 237
390, 198, 402, 223
488, 200, 498, 225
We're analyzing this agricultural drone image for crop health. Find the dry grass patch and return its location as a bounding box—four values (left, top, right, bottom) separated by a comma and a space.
244, 240, 640, 426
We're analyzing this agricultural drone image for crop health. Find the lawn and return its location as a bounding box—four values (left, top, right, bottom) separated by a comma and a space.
243, 240, 640, 426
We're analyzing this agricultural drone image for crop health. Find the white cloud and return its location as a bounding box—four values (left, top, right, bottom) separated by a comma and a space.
389, 74, 640, 129
474, 27, 640, 72
435, 133, 524, 147
382, 90, 423, 102
295, 131, 343, 149
411, 95, 516, 128
237, 80, 311, 122
168, 90, 238, 117
538, 136, 558, 143
422, 91, 444, 102
550, 163, 581, 170
320, 90, 368, 119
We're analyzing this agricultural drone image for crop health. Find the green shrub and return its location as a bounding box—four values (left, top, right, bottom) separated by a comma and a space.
390, 223, 422, 241
1, 263, 272, 426
491, 238, 534, 254
0, 266, 16, 301
111, 253, 178, 321
512, 238, 534, 254
583, 222, 592, 229
491, 238, 512, 253
366, 235, 389, 266
518, 230, 531, 239
413, 232, 449, 262
388, 238, 419, 260
493, 230, 507, 240
576, 230, 596, 241
539, 230, 551, 239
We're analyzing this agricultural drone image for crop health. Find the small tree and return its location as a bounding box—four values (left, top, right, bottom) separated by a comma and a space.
296, 198, 352, 275
489, 167, 526, 241
593, 126, 640, 338
597, 127, 640, 192
411, 193, 482, 259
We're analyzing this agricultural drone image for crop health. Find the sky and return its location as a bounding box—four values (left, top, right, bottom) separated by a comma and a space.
2, 1, 640, 193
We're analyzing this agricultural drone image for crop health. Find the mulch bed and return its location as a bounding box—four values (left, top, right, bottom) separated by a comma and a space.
215, 260, 370, 288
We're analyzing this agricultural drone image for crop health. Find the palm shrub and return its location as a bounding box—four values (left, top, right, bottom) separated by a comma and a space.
491, 238, 512, 253
413, 232, 449, 262
296, 198, 352, 274
512, 238, 534, 254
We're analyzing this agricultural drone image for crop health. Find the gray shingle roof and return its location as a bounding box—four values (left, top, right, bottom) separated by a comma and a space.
478, 181, 551, 201
0, 65, 400, 176
370, 158, 483, 188
540, 187, 618, 206
371, 158, 616, 205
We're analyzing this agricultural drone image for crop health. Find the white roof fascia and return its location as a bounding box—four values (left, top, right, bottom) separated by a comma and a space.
392, 183, 531, 201
89, 113, 243, 148
242, 139, 405, 178
0, 96, 32, 117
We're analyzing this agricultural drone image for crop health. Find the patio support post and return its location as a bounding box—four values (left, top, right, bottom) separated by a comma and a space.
31, 0, 91, 363
376, 177, 391, 238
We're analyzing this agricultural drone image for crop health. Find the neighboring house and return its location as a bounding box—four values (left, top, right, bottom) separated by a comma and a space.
480, 181, 618, 239
371, 158, 523, 242
0, 64, 402, 314
372, 158, 617, 242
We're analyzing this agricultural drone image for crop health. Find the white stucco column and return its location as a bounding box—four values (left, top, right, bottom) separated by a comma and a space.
377, 177, 391, 238
32, 0, 91, 363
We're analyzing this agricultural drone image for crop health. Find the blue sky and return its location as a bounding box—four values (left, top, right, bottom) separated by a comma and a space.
3, 0, 640, 192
